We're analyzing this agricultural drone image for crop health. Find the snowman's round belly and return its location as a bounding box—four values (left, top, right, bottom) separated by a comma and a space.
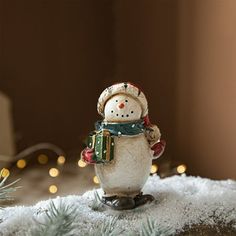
95, 134, 153, 196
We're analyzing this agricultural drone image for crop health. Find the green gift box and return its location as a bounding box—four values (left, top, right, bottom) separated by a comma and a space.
87, 129, 114, 163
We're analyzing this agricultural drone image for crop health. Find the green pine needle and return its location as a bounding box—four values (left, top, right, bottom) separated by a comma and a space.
89, 190, 104, 212
0, 172, 20, 206
89, 217, 124, 236
140, 217, 174, 236
32, 200, 77, 236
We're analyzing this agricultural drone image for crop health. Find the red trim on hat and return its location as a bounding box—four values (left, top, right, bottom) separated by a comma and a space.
111, 82, 144, 94
143, 115, 151, 127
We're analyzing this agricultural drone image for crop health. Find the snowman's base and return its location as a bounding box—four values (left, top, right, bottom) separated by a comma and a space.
102, 192, 154, 210
0, 175, 235, 235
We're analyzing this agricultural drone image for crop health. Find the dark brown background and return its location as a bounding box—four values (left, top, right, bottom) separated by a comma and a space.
0, 0, 235, 179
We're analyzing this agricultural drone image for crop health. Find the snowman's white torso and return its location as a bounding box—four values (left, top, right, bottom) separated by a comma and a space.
95, 133, 153, 197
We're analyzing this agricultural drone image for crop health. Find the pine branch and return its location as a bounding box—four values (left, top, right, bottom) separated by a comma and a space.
0, 169, 20, 206
89, 190, 104, 212
140, 217, 174, 236
89, 217, 124, 236
32, 200, 77, 236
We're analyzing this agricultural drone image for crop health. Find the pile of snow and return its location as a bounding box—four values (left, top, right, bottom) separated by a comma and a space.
0, 175, 235, 235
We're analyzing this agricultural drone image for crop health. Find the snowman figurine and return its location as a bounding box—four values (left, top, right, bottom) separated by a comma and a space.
81, 82, 165, 210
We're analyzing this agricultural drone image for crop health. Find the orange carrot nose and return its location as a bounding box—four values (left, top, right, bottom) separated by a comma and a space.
118, 103, 125, 109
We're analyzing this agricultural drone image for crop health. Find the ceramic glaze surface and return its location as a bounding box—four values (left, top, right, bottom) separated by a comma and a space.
96, 93, 152, 196
95, 134, 153, 197
81, 82, 165, 203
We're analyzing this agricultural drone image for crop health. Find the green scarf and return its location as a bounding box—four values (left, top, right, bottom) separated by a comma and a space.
95, 119, 145, 136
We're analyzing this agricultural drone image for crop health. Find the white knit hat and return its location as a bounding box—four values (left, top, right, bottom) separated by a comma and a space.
97, 82, 148, 117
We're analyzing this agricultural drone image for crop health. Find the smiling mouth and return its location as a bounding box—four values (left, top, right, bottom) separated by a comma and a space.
114, 114, 130, 118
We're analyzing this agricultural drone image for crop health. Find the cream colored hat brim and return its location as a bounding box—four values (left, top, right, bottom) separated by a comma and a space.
97, 82, 148, 118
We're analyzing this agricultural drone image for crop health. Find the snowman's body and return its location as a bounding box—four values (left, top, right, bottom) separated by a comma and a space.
94, 91, 155, 198
95, 133, 153, 197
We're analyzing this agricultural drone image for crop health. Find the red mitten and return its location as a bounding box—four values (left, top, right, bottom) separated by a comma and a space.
81, 147, 96, 164
151, 140, 166, 158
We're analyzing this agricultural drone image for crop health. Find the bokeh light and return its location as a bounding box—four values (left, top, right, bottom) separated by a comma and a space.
49, 185, 58, 194
177, 164, 187, 174
93, 176, 99, 184
0, 168, 10, 178
150, 164, 158, 174
78, 160, 87, 168
49, 168, 60, 177
16, 159, 27, 169
38, 154, 48, 164
57, 156, 66, 165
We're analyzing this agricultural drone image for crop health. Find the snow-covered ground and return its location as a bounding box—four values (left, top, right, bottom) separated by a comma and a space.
0, 175, 235, 235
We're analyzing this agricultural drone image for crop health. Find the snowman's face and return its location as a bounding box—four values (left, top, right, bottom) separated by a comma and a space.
104, 94, 142, 122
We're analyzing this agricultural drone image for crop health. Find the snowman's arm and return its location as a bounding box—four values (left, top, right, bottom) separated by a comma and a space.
145, 124, 161, 146
81, 147, 96, 164
80, 131, 97, 164
144, 123, 166, 159
151, 140, 166, 159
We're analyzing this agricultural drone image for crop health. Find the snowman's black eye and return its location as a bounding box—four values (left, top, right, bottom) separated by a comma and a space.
131, 111, 134, 113
125, 100, 128, 102
115, 100, 118, 102
111, 110, 113, 113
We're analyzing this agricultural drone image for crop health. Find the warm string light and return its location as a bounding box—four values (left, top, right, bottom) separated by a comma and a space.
0, 142, 65, 197
49, 185, 58, 194
150, 164, 158, 174
5, 146, 188, 194
57, 156, 66, 165
78, 160, 87, 168
177, 164, 187, 174
49, 168, 60, 177
38, 154, 48, 164
93, 176, 99, 184
0, 168, 10, 178
47, 156, 66, 193
16, 159, 27, 169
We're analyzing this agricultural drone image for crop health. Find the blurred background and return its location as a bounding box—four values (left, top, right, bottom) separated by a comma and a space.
0, 0, 236, 205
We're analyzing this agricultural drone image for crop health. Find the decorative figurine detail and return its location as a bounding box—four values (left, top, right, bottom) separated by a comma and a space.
81, 82, 165, 210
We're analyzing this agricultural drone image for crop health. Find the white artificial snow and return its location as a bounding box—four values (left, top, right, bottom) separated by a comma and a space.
0, 175, 235, 235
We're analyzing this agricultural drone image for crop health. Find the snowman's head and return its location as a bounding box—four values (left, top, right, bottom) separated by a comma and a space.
104, 94, 142, 122
97, 82, 148, 121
